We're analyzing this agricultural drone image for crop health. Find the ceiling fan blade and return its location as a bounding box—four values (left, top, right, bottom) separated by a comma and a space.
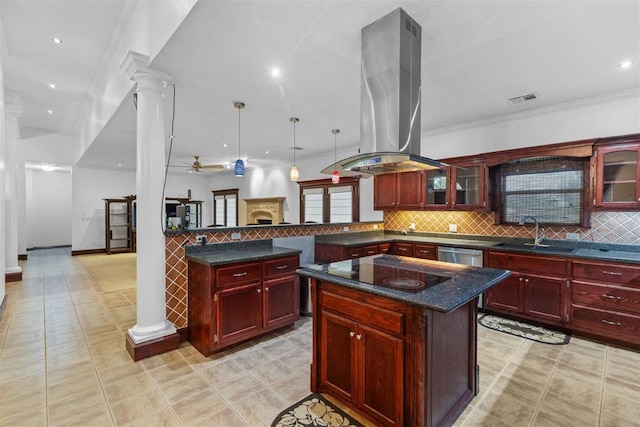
199, 164, 225, 170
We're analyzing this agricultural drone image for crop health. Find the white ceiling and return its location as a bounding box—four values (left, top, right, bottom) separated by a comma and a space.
2, 0, 639, 175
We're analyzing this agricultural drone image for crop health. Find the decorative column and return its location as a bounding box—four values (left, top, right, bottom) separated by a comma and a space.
4, 95, 23, 282
120, 51, 178, 360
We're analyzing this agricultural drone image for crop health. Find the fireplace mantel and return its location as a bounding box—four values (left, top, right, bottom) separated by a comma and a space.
244, 197, 286, 225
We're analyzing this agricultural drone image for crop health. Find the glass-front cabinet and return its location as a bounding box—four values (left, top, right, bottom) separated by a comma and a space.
104, 197, 135, 254
424, 162, 487, 210
595, 142, 640, 209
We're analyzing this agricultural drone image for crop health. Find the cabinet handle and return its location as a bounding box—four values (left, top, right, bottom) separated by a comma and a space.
265, 287, 269, 292
399, 248, 408, 252
257, 289, 261, 294
349, 331, 355, 337
233, 272, 248, 277
367, 250, 375, 255
419, 250, 429, 253
356, 334, 362, 340
600, 294, 622, 301
276, 265, 288, 270
602, 270, 622, 276
601, 319, 621, 326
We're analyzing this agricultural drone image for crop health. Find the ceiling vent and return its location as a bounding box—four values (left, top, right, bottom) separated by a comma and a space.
508, 92, 539, 104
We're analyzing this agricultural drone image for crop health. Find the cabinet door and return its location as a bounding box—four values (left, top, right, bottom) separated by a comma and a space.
451, 163, 486, 210
217, 282, 262, 346
320, 311, 357, 403
484, 274, 523, 314
413, 244, 437, 260
524, 275, 568, 323
263, 275, 299, 330
425, 168, 450, 208
345, 246, 364, 259
396, 171, 424, 209
358, 324, 403, 426
596, 144, 640, 208
374, 174, 398, 210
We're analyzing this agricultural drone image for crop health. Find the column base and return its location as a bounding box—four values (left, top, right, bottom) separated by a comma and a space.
5, 266, 22, 282
125, 332, 180, 361
127, 320, 177, 344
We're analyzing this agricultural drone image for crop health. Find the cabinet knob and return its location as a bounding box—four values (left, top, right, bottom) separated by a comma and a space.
265, 287, 269, 292
356, 334, 363, 340
518, 277, 523, 282
257, 289, 261, 294
349, 331, 355, 337
524, 278, 529, 283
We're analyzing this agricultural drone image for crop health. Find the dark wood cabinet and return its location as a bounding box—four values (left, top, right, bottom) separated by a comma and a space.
315, 242, 390, 263
425, 162, 488, 210
485, 251, 569, 325
374, 171, 424, 210
571, 259, 640, 346
104, 197, 136, 254
594, 137, 640, 209
312, 280, 477, 427
390, 242, 414, 257
413, 243, 437, 260
187, 254, 300, 356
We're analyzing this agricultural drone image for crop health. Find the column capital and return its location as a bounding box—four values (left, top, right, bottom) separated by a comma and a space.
119, 50, 172, 86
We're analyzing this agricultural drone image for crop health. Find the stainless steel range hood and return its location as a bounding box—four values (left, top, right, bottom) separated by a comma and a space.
322, 8, 448, 177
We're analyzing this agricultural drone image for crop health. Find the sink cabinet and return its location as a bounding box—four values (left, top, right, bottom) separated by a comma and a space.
187, 254, 300, 356
485, 251, 570, 325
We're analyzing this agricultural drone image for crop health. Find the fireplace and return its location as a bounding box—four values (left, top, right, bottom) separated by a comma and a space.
244, 197, 286, 225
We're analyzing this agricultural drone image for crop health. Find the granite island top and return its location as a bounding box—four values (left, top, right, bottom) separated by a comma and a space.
186, 240, 301, 267
298, 254, 511, 313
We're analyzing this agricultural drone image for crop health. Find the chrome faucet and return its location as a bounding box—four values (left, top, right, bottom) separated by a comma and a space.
518, 216, 548, 247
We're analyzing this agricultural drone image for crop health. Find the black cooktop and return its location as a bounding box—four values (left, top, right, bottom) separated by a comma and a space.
326, 256, 449, 293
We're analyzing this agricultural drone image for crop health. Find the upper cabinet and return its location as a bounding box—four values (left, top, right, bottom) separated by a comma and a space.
424, 162, 488, 210
595, 136, 640, 209
374, 164, 488, 211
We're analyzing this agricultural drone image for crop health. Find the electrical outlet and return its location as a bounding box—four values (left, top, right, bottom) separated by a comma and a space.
373, 224, 378, 230
449, 224, 458, 233
231, 232, 241, 240
195, 235, 206, 244
343, 226, 349, 232
409, 223, 416, 231
565, 232, 580, 240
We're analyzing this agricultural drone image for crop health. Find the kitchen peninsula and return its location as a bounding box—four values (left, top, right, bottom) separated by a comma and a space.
298, 255, 510, 427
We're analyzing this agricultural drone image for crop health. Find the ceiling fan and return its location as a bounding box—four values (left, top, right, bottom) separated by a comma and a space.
176, 156, 225, 172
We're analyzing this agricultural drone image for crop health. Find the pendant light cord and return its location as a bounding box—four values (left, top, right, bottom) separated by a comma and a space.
293, 120, 296, 165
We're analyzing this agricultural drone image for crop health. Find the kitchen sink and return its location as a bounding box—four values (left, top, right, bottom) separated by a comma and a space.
494, 242, 575, 254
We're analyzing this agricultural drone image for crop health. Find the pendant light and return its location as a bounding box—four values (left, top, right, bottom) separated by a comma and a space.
234, 101, 245, 177
331, 129, 340, 184
290, 117, 299, 181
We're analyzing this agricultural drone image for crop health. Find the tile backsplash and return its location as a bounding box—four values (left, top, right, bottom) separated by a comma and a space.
385, 210, 640, 245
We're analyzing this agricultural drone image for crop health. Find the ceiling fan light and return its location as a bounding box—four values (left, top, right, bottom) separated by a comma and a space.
234, 159, 245, 176
290, 165, 299, 181
332, 170, 340, 184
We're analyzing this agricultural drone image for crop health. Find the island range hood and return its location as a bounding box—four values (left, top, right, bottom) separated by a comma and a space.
322, 8, 448, 177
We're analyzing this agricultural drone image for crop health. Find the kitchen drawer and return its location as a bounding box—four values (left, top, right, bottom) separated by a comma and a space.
487, 251, 568, 276
572, 304, 640, 343
414, 244, 437, 260
263, 256, 299, 279
345, 246, 364, 259
379, 243, 391, 254
572, 281, 640, 315
216, 262, 261, 288
392, 243, 414, 257
363, 245, 379, 257
572, 260, 640, 287
320, 290, 404, 337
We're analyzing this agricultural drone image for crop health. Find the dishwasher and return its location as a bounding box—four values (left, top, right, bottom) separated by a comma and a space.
437, 246, 485, 308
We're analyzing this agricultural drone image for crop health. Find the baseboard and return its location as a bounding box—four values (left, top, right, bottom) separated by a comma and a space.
125, 332, 181, 362
28, 245, 72, 250
177, 327, 188, 342
5, 271, 22, 282
18, 254, 27, 260
71, 248, 106, 256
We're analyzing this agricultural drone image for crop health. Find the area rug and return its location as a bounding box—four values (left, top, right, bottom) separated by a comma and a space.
478, 314, 570, 345
272, 393, 364, 427
77, 253, 136, 293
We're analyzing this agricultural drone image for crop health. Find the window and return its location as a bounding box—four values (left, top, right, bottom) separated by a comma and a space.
499, 157, 587, 225
212, 189, 238, 227
298, 177, 360, 224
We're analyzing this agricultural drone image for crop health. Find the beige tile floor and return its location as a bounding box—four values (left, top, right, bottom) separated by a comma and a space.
0, 248, 639, 427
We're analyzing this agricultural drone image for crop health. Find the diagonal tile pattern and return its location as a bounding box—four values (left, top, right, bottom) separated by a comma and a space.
0, 248, 639, 426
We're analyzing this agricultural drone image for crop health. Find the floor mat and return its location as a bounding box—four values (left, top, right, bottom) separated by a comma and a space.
272, 393, 364, 427
478, 314, 570, 345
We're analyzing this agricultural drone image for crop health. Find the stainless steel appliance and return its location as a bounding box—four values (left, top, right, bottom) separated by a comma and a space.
437, 246, 485, 307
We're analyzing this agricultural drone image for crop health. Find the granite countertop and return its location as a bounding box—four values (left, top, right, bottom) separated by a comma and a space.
297, 254, 511, 313
186, 240, 301, 266
315, 231, 640, 264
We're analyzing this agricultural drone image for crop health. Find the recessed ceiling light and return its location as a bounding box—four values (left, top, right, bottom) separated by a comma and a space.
118, 163, 122, 168
47, 109, 53, 114
223, 143, 228, 148
51, 37, 63, 44
48, 83, 56, 89
618, 60, 634, 69
265, 150, 269, 154
270, 67, 281, 78
41, 163, 55, 172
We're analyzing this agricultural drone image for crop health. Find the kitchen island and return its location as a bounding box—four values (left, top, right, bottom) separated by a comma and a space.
298, 254, 510, 427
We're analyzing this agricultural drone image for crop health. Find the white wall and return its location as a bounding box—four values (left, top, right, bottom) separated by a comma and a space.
26, 169, 72, 248
71, 166, 213, 251
423, 90, 640, 159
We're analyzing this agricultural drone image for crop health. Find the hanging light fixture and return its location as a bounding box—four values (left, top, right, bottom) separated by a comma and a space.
331, 129, 340, 184
234, 101, 245, 177
290, 117, 299, 181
